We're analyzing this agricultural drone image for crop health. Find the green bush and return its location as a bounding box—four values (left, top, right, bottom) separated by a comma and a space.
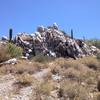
7, 43, 23, 58
0, 43, 23, 63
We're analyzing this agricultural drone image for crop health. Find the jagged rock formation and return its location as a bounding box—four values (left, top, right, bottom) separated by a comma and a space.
1, 23, 100, 59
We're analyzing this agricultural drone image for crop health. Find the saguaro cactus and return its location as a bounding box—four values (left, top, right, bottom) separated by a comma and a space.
71, 29, 73, 39
9, 28, 13, 42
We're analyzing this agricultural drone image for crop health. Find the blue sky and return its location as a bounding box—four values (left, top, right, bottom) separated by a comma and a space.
0, 0, 100, 39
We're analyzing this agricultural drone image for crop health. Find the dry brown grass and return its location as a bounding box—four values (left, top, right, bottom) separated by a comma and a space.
0, 56, 100, 99
0, 46, 10, 63
60, 80, 90, 100
92, 92, 100, 100
52, 57, 100, 71
32, 54, 55, 63
38, 80, 54, 95
29, 79, 55, 99
49, 57, 96, 82
13, 60, 43, 74
16, 73, 33, 86
79, 57, 100, 70
0, 43, 23, 63
47, 57, 100, 99
0, 59, 47, 75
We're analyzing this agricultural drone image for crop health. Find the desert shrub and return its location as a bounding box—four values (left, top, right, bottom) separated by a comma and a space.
50, 58, 89, 76
86, 39, 100, 49
92, 92, 100, 100
33, 54, 55, 63
0, 45, 11, 63
60, 80, 90, 100
16, 73, 33, 86
7, 43, 23, 58
0, 43, 23, 63
80, 57, 100, 70
97, 93, 100, 100
30, 80, 54, 99
53, 58, 83, 69
50, 58, 71, 74
10, 60, 42, 74
97, 53, 100, 60
63, 68, 81, 81
35, 80, 54, 96
92, 39, 100, 49
0, 59, 46, 75
0, 65, 9, 75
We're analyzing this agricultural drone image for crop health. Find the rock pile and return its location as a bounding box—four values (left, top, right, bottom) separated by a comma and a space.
2, 23, 100, 59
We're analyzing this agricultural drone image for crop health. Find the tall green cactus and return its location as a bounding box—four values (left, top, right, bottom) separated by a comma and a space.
71, 29, 73, 39
9, 28, 13, 42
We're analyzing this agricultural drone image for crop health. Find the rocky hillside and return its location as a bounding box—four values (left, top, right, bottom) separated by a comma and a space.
0, 23, 100, 100
0, 56, 100, 100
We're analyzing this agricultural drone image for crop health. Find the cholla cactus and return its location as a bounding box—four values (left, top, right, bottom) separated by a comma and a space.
9, 28, 13, 42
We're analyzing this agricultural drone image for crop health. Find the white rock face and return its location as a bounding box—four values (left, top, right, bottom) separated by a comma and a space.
4, 58, 17, 65
52, 74, 61, 81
